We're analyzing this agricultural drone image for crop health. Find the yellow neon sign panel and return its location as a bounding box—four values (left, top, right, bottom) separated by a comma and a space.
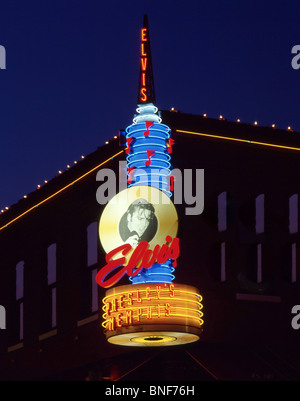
102, 283, 204, 331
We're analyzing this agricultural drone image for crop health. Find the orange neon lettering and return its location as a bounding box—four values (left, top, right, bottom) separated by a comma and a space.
112, 298, 117, 312
140, 87, 147, 102
141, 28, 147, 41
165, 302, 171, 317
105, 302, 110, 314
118, 295, 124, 308
97, 237, 180, 289
142, 72, 146, 86
116, 313, 122, 328
147, 306, 152, 319
141, 43, 147, 56
146, 286, 151, 301
156, 285, 161, 299
125, 310, 133, 325
136, 290, 142, 303
127, 292, 133, 306
141, 57, 147, 71
137, 308, 143, 322
108, 317, 115, 331
169, 284, 175, 297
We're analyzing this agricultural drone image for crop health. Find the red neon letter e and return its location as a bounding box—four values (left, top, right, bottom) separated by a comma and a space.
141, 28, 147, 41
95, 244, 131, 288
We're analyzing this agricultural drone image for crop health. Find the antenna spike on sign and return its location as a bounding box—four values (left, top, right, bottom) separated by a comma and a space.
138, 14, 156, 105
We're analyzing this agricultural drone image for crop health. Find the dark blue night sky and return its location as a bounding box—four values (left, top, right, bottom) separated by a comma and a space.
0, 0, 299, 211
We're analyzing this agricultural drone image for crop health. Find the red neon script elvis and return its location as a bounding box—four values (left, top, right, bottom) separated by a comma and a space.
96, 236, 180, 288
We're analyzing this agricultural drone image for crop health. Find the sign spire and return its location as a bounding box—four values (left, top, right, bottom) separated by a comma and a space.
137, 14, 156, 105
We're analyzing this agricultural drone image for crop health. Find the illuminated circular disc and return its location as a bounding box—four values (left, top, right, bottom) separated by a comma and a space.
131, 335, 177, 344
99, 185, 178, 264
107, 331, 200, 347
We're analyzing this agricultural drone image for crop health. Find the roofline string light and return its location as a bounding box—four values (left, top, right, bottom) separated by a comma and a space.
176, 130, 300, 151
102, 283, 203, 346
0, 119, 296, 221
199, 112, 294, 132
0, 150, 125, 231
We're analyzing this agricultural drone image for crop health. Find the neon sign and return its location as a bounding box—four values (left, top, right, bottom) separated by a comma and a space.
125, 121, 172, 196
140, 27, 148, 102
98, 185, 179, 287
138, 15, 155, 105
102, 283, 203, 346
96, 236, 180, 288
97, 15, 204, 346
